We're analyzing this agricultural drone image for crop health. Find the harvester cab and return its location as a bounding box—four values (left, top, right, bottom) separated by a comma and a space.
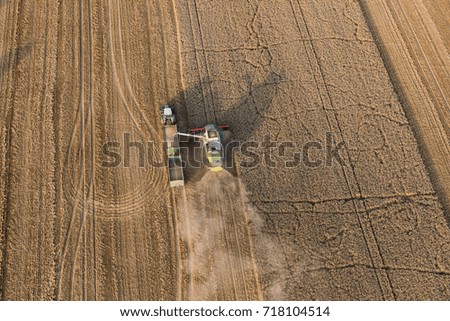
161, 104, 176, 126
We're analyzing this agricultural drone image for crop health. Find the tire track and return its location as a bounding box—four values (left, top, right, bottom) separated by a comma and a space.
0, 0, 12, 77
61, 0, 156, 218
69, 0, 97, 300
359, 0, 450, 219
2, 0, 60, 299
220, 178, 249, 300
103, 0, 175, 299
57, 0, 97, 299
36, 0, 51, 298
169, 192, 181, 300
0, 0, 24, 300
387, 0, 449, 139
87, 0, 97, 300
154, 0, 195, 299
145, 0, 185, 299
291, 0, 396, 300
177, 0, 264, 300
226, 186, 250, 299
58, 0, 94, 297
68, 0, 87, 299
236, 177, 263, 300
179, 171, 263, 300
289, 0, 386, 296
113, 0, 163, 141
115, 0, 146, 117
100, 0, 166, 219
156, 0, 185, 300
57, 0, 87, 299
186, 0, 216, 124
180, 188, 194, 299
218, 206, 239, 300
154, 0, 170, 99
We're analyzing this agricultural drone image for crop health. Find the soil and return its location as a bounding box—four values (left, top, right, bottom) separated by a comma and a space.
0, 0, 449, 300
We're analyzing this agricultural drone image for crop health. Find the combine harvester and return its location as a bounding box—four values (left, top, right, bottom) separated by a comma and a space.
161, 104, 185, 187
177, 124, 229, 172
161, 104, 229, 187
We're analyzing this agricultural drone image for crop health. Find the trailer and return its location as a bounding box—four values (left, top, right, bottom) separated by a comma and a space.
161, 106, 184, 188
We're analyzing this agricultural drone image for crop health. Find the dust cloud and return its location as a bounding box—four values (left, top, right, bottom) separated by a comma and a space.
177, 170, 285, 300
